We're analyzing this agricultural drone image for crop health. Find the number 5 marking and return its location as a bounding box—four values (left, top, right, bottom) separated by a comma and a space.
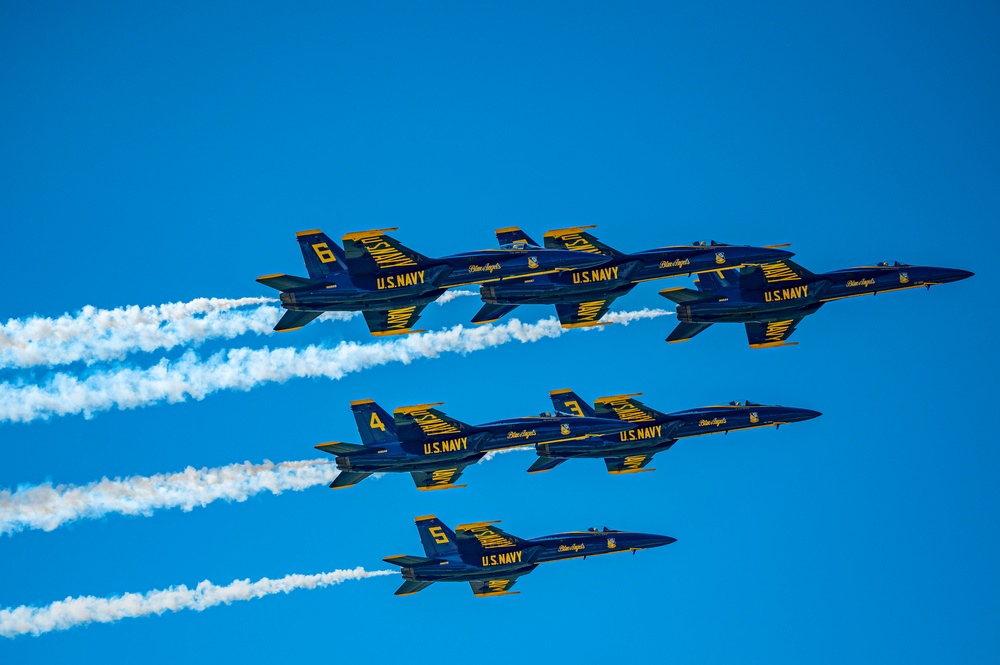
429, 526, 448, 544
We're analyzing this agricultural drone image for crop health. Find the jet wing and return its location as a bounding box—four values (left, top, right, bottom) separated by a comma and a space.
555, 298, 617, 328
604, 453, 659, 474
469, 573, 530, 598
666, 321, 713, 344
329, 471, 373, 490
592, 395, 660, 422
744, 315, 813, 349
362, 303, 429, 337
410, 465, 470, 491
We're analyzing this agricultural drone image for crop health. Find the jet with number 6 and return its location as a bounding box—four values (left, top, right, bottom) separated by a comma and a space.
526, 389, 821, 475
257, 228, 608, 336
661, 258, 973, 348
315, 398, 634, 491
472, 226, 794, 328
383, 514, 676, 597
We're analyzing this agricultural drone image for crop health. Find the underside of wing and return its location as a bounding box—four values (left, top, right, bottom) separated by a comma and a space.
411, 465, 469, 491
604, 453, 659, 474
469, 575, 526, 598
362, 303, 429, 336
555, 298, 617, 328
394, 580, 435, 596
745, 316, 810, 349
527, 456, 568, 474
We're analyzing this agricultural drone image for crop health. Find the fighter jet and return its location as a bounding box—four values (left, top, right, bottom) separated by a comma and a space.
315, 398, 634, 490
472, 226, 794, 328
257, 228, 607, 336
527, 389, 821, 474
661, 258, 973, 348
383, 515, 676, 597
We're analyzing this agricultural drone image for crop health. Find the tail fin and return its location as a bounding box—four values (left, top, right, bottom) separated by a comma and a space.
472, 302, 519, 325
549, 389, 596, 418
273, 310, 322, 333
544, 226, 624, 259
341, 228, 432, 276
739, 259, 815, 293
393, 403, 474, 442
666, 321, 713, 344
350, 399, 398, 446
295, 230, 347, 280
495, 226, 539, 248
392, 580, 434, 597
414, 515, 461, 559
527, 456, 567, 474
694, 269, 739, 292
659, 287, 710, 305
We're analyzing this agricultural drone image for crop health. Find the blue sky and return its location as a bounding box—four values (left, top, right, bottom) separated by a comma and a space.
1, 1, 997, 662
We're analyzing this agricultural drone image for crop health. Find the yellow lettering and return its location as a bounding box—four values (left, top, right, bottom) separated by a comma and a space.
429, 526, 448, 544
370, 412, 386, 432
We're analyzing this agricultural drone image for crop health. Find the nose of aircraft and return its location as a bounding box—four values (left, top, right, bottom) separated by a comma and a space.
639, 534, 677, 549
941, 268, 975, 283
787, 408, 823, 422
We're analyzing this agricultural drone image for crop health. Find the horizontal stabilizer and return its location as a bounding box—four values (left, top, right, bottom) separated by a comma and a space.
256, 274, 319, 291
527, 456, 568, 474
274, 309, 322, 332
382, 555, 446, 568
393, 580, 435, 596
329, 471, 372, 490
472, 302, 519, 325
666, 321, 713, 344
659, 287, 708, 304
315, 441, 366, 455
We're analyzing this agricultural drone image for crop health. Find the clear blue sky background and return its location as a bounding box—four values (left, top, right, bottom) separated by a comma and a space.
1, 2, 997, 662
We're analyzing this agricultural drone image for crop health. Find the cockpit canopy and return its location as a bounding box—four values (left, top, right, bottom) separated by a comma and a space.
729, 400, 762, 407
499, 241, 539, 250
587, 526, 619, 533
877, 261, 910, 267
691, 240, 723, 247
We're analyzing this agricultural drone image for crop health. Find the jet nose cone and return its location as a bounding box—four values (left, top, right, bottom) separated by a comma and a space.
793, 408, 823, 422
952, 269, 974, 282
646, 535, 677, 548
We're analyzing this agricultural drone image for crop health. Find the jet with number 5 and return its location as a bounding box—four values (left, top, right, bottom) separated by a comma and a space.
383, 514, 675, 597
257, 228, 608, 336
661, 258, 973, 348
526, 389, 821, 475
472, 226, 794, 328
315, 398, 633, 491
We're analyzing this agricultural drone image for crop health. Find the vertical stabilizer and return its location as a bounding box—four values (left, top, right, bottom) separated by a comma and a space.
295, 229, 347, 280
350, 399, 398, 446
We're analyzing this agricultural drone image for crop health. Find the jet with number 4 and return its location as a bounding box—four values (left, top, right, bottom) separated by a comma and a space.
526, 389, 821, 475
383, 514, 676, 597
472, 226, 794, 328
661, 258, 974, 348
315, 398, 634, 491
257, 228, 608, 336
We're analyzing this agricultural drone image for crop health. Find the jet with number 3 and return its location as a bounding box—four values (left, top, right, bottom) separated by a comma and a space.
257, 228, 607, 336
525, 389, 821, 475
661, 258, 973, 348
315, 398, 634, 491
383, 514, 676, 597
472, 226, 794, 328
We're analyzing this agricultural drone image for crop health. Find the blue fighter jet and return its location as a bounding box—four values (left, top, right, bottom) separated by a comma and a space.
257, 228, 607, 336
472, 226, 794, 328
383, 515, 676, 597
315, 398, 633, 490
660, 258, 974, 348
527, 389, 821, 474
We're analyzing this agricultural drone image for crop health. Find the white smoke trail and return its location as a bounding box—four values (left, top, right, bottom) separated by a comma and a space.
0, 298, 357, 370
0, 310, 672, 424
478, 447, 532, 463
0, 459, 338, 536
434, 289, 479, 305
0, 567, 397, 638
